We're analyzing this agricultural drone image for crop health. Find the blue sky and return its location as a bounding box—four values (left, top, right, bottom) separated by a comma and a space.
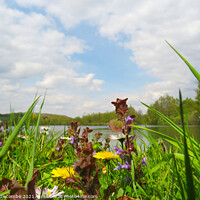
68, 23, 150, 93
0, 0, 200, 117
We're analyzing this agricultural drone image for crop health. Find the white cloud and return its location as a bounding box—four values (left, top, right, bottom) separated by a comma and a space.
0, 1, 104, 112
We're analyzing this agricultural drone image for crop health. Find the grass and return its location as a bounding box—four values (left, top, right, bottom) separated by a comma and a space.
0, 97, 199, 199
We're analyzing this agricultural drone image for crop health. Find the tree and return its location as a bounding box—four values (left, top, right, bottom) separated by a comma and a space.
146, 94, 179, 125
195, 81, 200, 104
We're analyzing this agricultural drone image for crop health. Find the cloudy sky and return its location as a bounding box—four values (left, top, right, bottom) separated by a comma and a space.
0, 0, 200, 117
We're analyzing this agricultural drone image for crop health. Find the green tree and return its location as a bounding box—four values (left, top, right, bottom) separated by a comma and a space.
195, 81, 200, 103
146, 94, 179, 125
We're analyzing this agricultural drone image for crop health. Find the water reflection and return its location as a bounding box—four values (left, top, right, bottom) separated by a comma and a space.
147, 125, 200, 143
49, 125, 152, 151
49, 125, 200, 151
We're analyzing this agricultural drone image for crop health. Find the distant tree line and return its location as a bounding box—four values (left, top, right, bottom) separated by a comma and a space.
0, 83, 199, 126
75, 82, 200, 125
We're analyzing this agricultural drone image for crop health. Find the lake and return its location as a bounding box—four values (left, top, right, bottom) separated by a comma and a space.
47, 125, 200, 150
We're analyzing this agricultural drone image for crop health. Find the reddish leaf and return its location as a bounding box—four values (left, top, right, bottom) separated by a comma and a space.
10, 187, 28, 200
95, 132, 102, 140
0, 178, 12, 192
0, 178, 22, 193
111, 98, 128, 118
109, 119, 123, 132
27, 169, 39, 200
103, 185, 116, 200
70, 121, 79, 132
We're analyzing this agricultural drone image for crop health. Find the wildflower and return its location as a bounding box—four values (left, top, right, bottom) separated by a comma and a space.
72, 159, 80, 167
56, 147, 60, 151
110, 134, 126, 144
35, 186, 64, 199
122, 161, 131, 170
114, 162, 122, 170
114, 146, 125, 154
93, 151, 119, 159
114, 161, 131, 171
69, 137, 75, 145
123, 177, 132, 183
141, 157, 147, 166
126, 115, 135, 125
107, 125, 111, 130
102, 167, 107, 174
60, 136, 71, 140
0, 142, 3, 147
22, 135, 29, 139
110, 134, 125, 140
51, 167, 75, 179
17, 135, 29, 139
114, 146, 126, 160
40, 126, 50, 135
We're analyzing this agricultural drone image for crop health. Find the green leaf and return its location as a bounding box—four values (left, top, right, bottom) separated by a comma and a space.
174, 153, 200, 168
131, 125, 182, 149
166, 41, 200, 82
172, 153, 186, 200
125, 186, 132, 194
179, 90, 195, 199
25, 94, 46, 189
0, 190, 10, 196
117, 188, 124, 198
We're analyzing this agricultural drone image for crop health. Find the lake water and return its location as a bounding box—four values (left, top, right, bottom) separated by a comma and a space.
47, 125, 200, 150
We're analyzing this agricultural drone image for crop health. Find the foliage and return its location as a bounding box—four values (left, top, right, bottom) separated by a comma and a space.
0, 113, 73, 126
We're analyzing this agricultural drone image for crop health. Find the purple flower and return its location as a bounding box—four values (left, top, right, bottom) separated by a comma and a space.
114, 146, 125, 160
92, 151, 97, 155
69, 137, 75, 145
141, 157, 147, 166
126, 115, 134, 125
114, 146, 125, 154
56, 147, 60, 151
72, 159, 80, 167
107, 125, 111, 130
114, 161, 131, 171
0, 142, 3, 147
122, 161, 131, 170
123, 177, 132, 183
114, 162, 123, 170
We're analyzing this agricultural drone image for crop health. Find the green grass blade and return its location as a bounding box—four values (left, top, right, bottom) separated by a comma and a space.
185, 102, 200, 166
140, 102, 199, 150
141, 102, 183, 134
174, 153, 200, 169
166, 41, 200, 82
173, 153, 186, 200
179, 90, 195, 199
0, 97, 40, 159
25, 94, 46, 189
131, 125, 182, 149
131, 158, 139, 199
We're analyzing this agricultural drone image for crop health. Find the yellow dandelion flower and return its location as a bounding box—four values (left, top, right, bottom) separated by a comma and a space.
51, 167, 75, 179
93, 151, 119, 159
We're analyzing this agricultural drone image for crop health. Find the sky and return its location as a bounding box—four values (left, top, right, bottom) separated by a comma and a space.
0, 0, 200, 117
